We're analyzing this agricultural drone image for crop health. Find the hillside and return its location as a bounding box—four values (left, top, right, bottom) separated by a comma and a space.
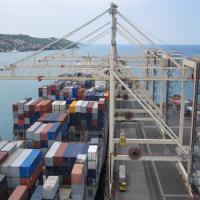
0, 34, 77, 52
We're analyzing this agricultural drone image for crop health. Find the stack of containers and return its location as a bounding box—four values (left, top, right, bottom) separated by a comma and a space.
45, 142, 89, 186
24, 99, 41, 126
30, 185, 43, 200
26, 122, 42, 148
35, 100, 52, 116
39, 82, 65, 100
8, 185, 28, 200
25, 122, 62, 152
1, 142, 17, 155
87, 145, 98, 185
13, 98, 32, 135
52, 101, 66, 113
42, 176, 59, 200
71, 161, 86, 200
39, 113, 69, 138
98, 98, 106, 131
13, 98, 52, 137
68, 100, 106, 140
1, 148, 43, 191
0, 174, 8, 200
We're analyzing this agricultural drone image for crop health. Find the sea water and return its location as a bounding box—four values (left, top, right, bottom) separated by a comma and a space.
0, 44, 200, 139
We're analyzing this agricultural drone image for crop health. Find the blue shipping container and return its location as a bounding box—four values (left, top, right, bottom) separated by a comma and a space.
20, 149, 42, 178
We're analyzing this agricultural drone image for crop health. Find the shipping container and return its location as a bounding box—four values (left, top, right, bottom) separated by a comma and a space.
30, 185, 43, 200
10, 149, 32, 177
20, 149, 42, 178
1, 148, 24, 175
42, 176, 59, 200
45, 142, 61, 167
8, 185, 28, 200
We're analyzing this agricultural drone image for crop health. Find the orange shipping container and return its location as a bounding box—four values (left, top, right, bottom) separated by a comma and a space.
33, 141, 41, 149
53, 143, 68, 166
104, 91, 109, 101
71, 164, 84, 185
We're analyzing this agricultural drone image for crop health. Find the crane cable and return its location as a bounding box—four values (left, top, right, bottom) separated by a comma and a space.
11, 9, 109, 66
42, 22, 111, 61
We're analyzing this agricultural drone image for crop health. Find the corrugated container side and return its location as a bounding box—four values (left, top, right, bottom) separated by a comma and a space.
45, 142, 61, 167
8, 185, 28, 200
20, 150, 42, 178
30, 185, 43, 200
0, 151, 8, 165
1, 142, 17, 155
71, 164, 84, 185
10, 149, 32, 177
0, 141, 9, 150
53, 143, 68, 166
1, 149, 24, 175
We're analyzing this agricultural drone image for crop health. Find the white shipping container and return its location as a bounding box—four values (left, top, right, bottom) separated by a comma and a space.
16, 140, 24, 148
7, 177, 20, 188
1, 141, 17, 155
88, 145, 98, 161
26, 122, 42, 140
0, 140, 9, 150
1, 148, 24, 175
88, 160, 98, 169
42, 176, 59, 199
45, 142, 61, 167
24, 99, 36, 111
81, 101, 88, 113
59, 187, 71, 200
34, 123, 48, 141
92, 102, 98, 114
10, 149, 32, 177
75, 101, 83, 113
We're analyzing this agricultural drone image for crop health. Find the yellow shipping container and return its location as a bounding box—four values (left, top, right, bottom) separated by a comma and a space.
69, 101, 77, 113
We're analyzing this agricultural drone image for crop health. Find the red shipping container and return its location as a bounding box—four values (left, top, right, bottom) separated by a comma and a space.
87, 102, 94, 113
18, 120, 24, 125
33, 141, 41, 149
40, 123, 53, 140
51, 85, 56, 91
92, 120, 97, 126
0, 151, 8, 165
12, 104, 18, 112
8, 185, 28, 200
20, 161, 43, 189
58, 114, 68, 124
23, 112, 29, 118
38, 113, 49, 122
18, 115, 24, 120
29, 100, 41, 112
55, 90, 60, 96
98, 101, 104, 110
71, 164, 84, 185
63, 175, 71, 185
53, 143, 68, 166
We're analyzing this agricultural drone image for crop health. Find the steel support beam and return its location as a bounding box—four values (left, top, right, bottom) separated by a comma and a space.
179, 81, 186, 144
113, 138, 176, 144
115, 117, 154, 121
114, 155, 185, 162
108, 3, 117, 195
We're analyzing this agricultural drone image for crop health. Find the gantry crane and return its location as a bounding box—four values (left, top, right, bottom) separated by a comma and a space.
0, 3, 200, 199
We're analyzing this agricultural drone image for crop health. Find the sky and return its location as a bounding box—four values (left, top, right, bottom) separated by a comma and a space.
0, 0, 199, 44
